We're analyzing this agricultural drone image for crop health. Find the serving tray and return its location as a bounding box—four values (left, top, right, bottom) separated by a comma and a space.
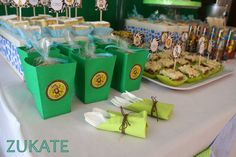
142, 68, 233, 90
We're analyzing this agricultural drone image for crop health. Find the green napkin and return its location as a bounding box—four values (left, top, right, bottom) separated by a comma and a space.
97, 110, 148, 138
195, 147, 212, 157
124, 99, 174, 120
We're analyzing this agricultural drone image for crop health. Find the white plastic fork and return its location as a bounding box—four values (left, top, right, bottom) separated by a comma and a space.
121, 91, 143, 103
111, 99, 122, 107
115, 96, 131, 105
93, 108, 110, 118
110, 97, 130, 108
84, 112, 107, 127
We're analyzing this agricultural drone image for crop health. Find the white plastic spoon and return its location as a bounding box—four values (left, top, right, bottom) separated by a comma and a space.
93, 108, 110, 118
121, 91, 143, 103
114, 96, 131, 106
111, 99, 122, 107
84, 112, 107, 127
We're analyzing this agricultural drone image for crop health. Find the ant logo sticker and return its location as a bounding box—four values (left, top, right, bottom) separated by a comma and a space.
130, 64, 142, 80
46, 80, 68, 101
91, 71, 108, 88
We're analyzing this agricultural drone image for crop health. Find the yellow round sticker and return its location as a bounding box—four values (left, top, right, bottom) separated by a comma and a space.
165, 37, 172, 49
130, 64, 142, 80
91, 72, 108, 88
46, 80, 68, 101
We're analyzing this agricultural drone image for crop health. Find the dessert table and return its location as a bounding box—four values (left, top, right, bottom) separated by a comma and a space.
0, 53, 236, 157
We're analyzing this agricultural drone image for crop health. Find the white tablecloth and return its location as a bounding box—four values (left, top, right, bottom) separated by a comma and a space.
1, 54, 236, 157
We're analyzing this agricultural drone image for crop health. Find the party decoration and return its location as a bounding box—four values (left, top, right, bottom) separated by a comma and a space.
181, 32, 188, 51
95, 0, 108, 21
150, 38, 159, 53
104, 40, 148, 92
64, 0, 74, 6
74, 0, 82, 17
91, 71, 108, 88
172, 43, 182, 70
29, 0, 38, 6
198, 38, 205, 66
207, 40, 213, 60
74, 0, 82, 7
49, 0, 65, 23
12, 0, 27, 21
130, 64, 142, 80
64, 0, 74, 18
40, 0, 48, 5
49, 0, 64, 13
29, 0, 39, 16
46, 80, 68, 101
12, 0, 27, 6
133, 32, 145, 47
181, 32, 188, 42
40, 0, 49, 14
165, 35, 173, 49
161, 32, 168, 44
1, 0, 10, 15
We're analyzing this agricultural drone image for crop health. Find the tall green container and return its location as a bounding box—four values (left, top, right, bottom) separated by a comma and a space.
18, 47, 64, 94
69, 50, 116, 104
94, 38, 116, 50
57, 41, 87, 56
20, 48, 76, 119
106, 47, 149, 92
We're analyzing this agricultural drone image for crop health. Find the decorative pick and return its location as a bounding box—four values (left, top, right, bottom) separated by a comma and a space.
198, 37, 205, 66
29, 0, 38, 17
165, 35, 173, 49
181, 32, 188, 51
64, 0, 75, 18
49, 0, 65, 24
172, 43, 182, 71
74, 0, 82, 17
149, 38, 159, 53
161, 32, 168, 44
1, 0, 10, 15
95, 0, 108, 21
12, 0, 27, 21
133, 32, 145, 48
207, 40, 213, 61
40, 0, 49, 15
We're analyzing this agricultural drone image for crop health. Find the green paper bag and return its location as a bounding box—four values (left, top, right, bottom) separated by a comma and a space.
105, 46, 149, 92
69, 50, 116, 104
97, 110, 148, 138
21, 50, 76, 119
124, 99, 174, 120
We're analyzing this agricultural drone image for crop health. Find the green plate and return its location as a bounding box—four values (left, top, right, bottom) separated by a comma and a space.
156, 74, 188, 87
143, 71, 158, 79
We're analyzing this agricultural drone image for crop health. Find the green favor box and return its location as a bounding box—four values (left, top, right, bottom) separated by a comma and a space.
94, 39, 116, 50
19, 48, 76, 119
69, 50, 116, 104
18, 47, 64, 94
106, 47, 149, 92
57, 41, 87, 56
18, 47, 60, 62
